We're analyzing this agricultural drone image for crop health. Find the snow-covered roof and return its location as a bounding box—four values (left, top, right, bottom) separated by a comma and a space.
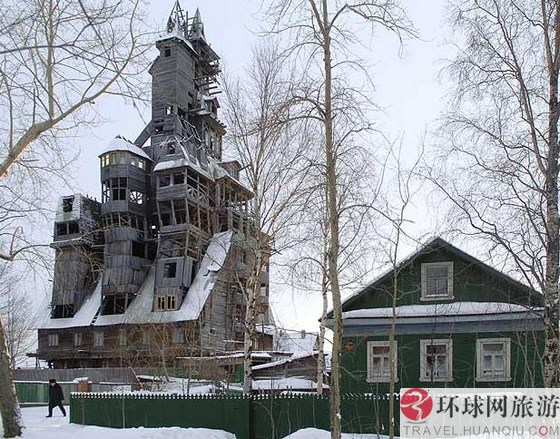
342, 302, 543, 320
100, 137, 151, 161
156, 30, 196, 53
101, 230, 233, 325
36, 275, 103, 329
39, 231, 233, 328
252, 352, 317, 371
274, 330, 318, 356
251, 377, 327, 391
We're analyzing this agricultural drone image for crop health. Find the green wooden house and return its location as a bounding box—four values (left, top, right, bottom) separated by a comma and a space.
328, 237, 545, 393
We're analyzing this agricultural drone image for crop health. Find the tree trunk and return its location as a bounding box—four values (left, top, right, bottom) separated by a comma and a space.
543, 3, 560, 387
243, 278, 258, 394
0, 317, 22, 438
320, 1, 342, 437
317, 238, 329, 395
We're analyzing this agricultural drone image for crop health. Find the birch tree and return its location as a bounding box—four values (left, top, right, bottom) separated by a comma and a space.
0, 0, 148, 436
222, 43, 311, 394
265, 1, 414, 435
425, 0, 560, 387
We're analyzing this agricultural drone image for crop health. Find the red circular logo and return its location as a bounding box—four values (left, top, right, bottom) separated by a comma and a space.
400, 388, 433, 422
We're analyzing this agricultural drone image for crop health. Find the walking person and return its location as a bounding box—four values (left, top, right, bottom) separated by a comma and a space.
46, 378, 66, 417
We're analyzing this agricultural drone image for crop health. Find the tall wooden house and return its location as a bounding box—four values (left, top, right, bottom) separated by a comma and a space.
36, 2, 272, 368
328, 237, 545, 392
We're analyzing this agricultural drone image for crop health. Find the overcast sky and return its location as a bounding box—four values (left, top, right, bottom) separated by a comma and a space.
61, 0, 451, 332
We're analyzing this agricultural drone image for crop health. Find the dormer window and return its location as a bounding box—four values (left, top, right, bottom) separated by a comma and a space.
167, 142, 176, 155
421, 262, 453, 300
62, 196, 74, 213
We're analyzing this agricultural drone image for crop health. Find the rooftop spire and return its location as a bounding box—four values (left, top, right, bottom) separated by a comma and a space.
166, 0, 188, 37
189, 7, 205, 40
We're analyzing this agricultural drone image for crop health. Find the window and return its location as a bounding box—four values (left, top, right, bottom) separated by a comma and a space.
101, 153, 118, 167
129, 190, 145, 205
48, 334, 59, 347
156, 295, 178, 311
163, 262, 177, 278
476, 338, 511, 381
159, 201, 172, 226
173, 172, 185, 184
132, 241, 145, 258
73, 333, 82, 347
172, 327, 184, 344
68, 221, 79, 234
420, 339, 453, 382
167, 141, 176, 155
102, 178, 128, 202
174, 199, 187, 224
112, 178, 127, 201
56, 222, 79, 236
159, 175, 171, 187
164, 47, 171, 57
119, 329, 127, 347
62, 197, 74, 213
421, 262, 453, 300
130, 156, 145, 170
93, 331, 104, 347
366, 341, 397, 383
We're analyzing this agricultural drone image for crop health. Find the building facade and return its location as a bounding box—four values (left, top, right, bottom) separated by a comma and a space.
36, 2, 272, 368
328, 237, 545, 392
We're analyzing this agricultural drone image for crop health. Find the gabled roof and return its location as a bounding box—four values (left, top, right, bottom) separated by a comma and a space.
331, 236, 541, 318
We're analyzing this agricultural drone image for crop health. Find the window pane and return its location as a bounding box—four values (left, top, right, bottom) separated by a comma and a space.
426, 266, 448, 278
427, 344, 446, 354
436, 356, 447, 376
494, 355, 504, 373
484, 343, 503, 353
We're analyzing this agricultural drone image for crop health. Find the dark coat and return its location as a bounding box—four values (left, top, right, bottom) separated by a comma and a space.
48, 383, 64, 404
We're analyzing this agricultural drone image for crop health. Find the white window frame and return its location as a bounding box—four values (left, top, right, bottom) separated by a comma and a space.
366, 341, 398, 383
476, 338, 511, 382
421, 262, 454, 300
420, 339, 453, 382
48, 333, 59, 347
74, 332, 82, 347
93, 331, 104, 347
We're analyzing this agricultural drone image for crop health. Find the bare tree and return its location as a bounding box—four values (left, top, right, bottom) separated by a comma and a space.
264, 1, 414, 436
0, 273, 34, 369
222, 42, 311, 394
0, 0, 149, 436
373, 142, 423, 439
425, 0, 560, 387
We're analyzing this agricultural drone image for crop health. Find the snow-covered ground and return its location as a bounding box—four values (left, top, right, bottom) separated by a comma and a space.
283, 429, 390, 438
1, 407, 236, 439
3, 407, 394, 439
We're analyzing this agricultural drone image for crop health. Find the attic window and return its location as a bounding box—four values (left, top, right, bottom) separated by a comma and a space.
62, 197, 74, 213
155, 295, 178, 311
421, 262, 453, 300
167, 142, 176, 155
164, 47, 171, 57
163, 262, 177, 278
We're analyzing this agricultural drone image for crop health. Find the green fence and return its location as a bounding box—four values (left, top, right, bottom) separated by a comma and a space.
70, 392, 399, 439
16, 382, 74, 405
